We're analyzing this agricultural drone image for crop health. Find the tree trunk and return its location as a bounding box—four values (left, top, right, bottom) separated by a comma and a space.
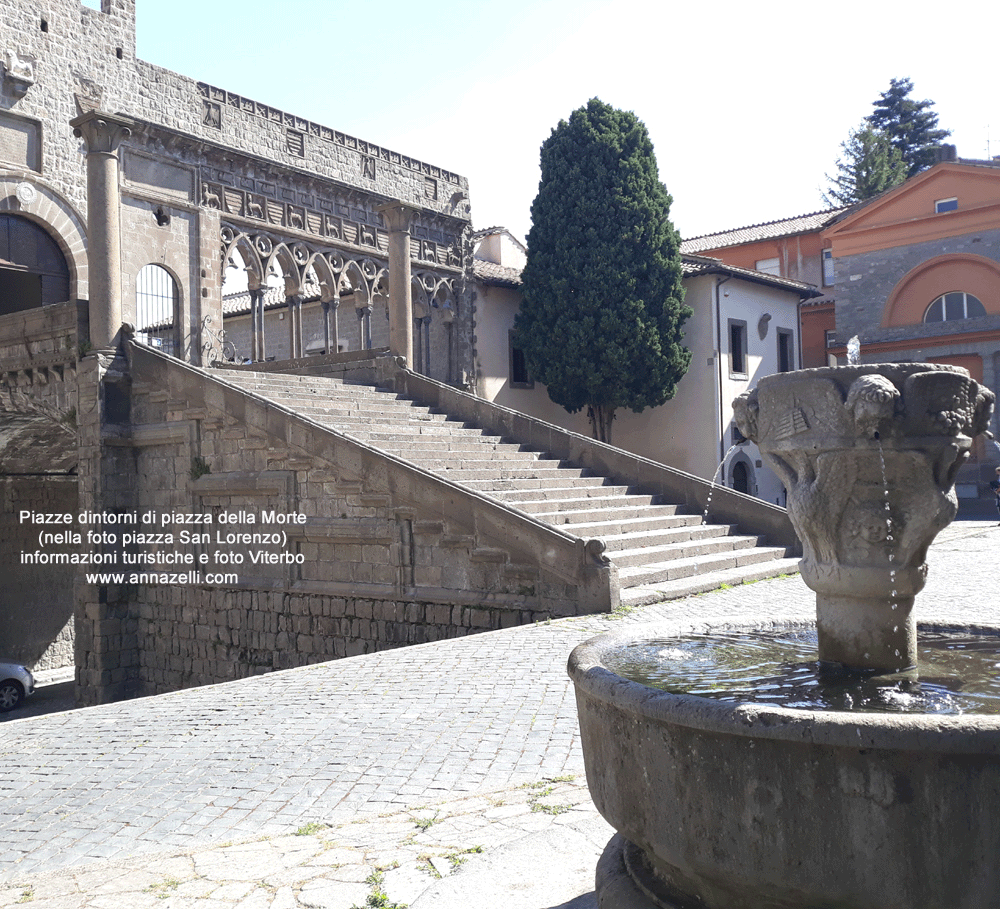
587, 404, 615, 444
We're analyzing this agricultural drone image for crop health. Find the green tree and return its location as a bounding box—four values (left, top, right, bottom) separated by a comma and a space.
868, 77, 950, 177
513, 98, 691, 443
823, 123, 908, 206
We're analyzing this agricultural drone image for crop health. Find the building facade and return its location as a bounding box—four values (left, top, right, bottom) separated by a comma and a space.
472, 229, 818, 505
0, 0, 474, 676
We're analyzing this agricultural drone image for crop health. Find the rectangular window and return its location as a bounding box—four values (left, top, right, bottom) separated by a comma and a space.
755, 257, 780, 276
728, 319, 747, 376
777, 329, 794, 372
822, 249, 834, 286
935, 197, 958, 213
509, 331, 533, 388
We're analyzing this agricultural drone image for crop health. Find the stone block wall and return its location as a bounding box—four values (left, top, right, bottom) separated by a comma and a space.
137, 588, 542, 695
0, 475, 78, 666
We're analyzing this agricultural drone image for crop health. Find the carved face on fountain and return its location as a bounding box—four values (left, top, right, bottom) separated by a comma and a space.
734, 364, 994, 672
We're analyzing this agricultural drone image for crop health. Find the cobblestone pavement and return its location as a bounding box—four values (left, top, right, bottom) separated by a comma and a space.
0, 520, 995, 908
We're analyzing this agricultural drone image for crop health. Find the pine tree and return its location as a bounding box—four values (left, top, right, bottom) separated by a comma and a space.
823, 124, 909, 207
868, 77, 950, 177
513, 99, 691, 443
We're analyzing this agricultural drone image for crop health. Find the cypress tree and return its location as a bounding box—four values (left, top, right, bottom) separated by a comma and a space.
513, 98, 691, 443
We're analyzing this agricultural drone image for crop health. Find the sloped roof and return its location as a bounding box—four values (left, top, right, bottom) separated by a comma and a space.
681, 255, 822, 297
681, 208, 849, 253
222, 281, 325, 317
472, 258, 523, 288
472, 253, 818, 297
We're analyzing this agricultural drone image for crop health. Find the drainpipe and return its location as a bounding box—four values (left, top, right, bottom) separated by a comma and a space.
715, 274, 732, 468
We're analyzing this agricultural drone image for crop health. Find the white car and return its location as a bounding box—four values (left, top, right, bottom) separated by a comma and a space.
0, 662, 34, 713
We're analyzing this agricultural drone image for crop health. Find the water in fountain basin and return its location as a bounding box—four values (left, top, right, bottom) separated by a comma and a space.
605, 627, 1000, 715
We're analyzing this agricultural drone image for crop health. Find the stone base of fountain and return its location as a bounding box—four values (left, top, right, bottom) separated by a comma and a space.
595, 834, 692, 909
571, 622, 1000, 909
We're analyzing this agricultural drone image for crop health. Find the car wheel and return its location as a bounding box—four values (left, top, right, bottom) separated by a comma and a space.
0, 680, 24, 712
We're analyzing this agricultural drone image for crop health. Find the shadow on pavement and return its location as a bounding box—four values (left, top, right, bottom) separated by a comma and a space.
0, 679, 76, 722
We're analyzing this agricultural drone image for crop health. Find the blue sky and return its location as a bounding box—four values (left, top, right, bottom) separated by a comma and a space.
133, 0, 998, 244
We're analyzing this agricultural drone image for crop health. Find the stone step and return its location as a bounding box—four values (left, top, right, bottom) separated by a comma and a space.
493, 485, 637, 505
436, 468, 593, 489
220, 374, 413, 403
531, 502, 688, 525
566, 513, 703, 534
384, 453, 553, 471
294, 405, 452, 424
617, 545, 790, 586
617, 557, 801, 607
217, 370, 794, 604
302, 414, 466, 439
608, 534, 767, 569
599, 522, 744, 551
461, 475, 609, 492
368, 438, 530, 455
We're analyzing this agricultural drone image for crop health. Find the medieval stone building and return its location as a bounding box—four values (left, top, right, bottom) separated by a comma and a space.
1, 0, 795, 705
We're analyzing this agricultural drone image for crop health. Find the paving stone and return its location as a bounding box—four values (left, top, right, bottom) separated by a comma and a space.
0, 521, 993, 908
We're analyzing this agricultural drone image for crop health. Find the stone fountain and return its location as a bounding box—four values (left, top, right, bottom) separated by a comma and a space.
569, 364, 1000, 909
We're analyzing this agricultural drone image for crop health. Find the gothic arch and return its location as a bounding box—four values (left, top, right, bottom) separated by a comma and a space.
882, 254, 1000, 328
221, 228, 263, 290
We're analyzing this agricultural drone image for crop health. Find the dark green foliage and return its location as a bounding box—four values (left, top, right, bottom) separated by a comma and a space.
514, 98, 691, 442
823, 124, 909, 206
868, 77, 950, 177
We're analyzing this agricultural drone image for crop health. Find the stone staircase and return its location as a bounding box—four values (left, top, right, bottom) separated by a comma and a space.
217, 370, 799, 607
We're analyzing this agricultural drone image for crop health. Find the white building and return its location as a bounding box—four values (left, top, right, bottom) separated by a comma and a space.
472, 229, 821, 505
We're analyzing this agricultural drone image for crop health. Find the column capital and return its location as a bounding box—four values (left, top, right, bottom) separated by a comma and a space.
377, 200, 418, 233
70, 110, 134, 155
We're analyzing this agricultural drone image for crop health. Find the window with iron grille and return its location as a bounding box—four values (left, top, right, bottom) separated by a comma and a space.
135, 264, 179, 355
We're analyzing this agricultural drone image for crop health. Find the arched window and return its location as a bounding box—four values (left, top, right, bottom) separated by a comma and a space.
924, 292, 986, 323
0, 214, 70, 315
136, 264, 178, 354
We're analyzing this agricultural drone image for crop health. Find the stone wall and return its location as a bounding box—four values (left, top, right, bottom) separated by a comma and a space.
138, 588, 541, 694
0, 475, 77, 666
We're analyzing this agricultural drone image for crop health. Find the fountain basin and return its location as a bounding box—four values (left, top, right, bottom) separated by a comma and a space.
569, 622, 1000, 909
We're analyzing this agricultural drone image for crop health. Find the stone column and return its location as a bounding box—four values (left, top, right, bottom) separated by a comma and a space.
322, 297, 340, 355
377, 201, 417, 366
70, 111, 133, 354
249, 286, 266, 362
286, 293, 303, 359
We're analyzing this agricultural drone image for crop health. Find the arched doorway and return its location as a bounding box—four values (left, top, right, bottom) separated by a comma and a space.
732, 460, 751, 495
0, 214, 70, 315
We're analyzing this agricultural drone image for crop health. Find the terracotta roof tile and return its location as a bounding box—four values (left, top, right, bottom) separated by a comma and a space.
681, 207, 848, 253
473, 258, 522, 288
